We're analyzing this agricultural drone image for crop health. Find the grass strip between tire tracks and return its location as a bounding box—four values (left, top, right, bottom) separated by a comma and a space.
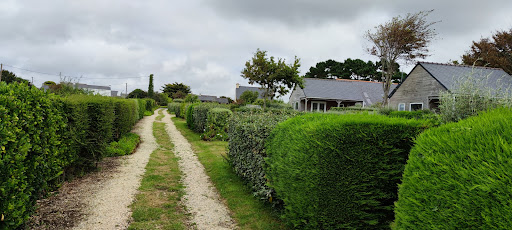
172, 116, 288, 230
128, 110, 188, 229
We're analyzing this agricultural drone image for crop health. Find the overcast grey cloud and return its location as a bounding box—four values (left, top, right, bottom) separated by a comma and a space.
1, 0, 511, 100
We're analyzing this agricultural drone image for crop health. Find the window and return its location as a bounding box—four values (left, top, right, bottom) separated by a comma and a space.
410, 103, 423, 111
311, 102, 326, 112
398, 103, 405, 111
295, 102, 299, 110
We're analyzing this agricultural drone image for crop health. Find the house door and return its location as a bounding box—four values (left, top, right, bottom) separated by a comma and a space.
311, 102, 326, 112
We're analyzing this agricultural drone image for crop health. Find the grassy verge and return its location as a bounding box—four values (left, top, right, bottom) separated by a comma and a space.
172, 116, 287, 230
129, 110, 188, 229
105, 133, 140, 157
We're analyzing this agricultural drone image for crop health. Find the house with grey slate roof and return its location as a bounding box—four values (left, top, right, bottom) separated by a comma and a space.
235, 83, 265, 100
289, 78, 395, 112
388, 62, 512, 111
196, 94, 230, 104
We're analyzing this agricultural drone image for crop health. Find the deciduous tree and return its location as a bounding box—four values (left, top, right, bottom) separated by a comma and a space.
462, 28, 512, 75
365, 10, 438, 105
239, 90, 259, 104
162, 82, 191, 98
241, 49, 303, 109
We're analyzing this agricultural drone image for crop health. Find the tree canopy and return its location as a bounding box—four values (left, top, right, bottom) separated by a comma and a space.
1, 70, 30, 85
127, 89, 148, 98
305, 58, 406, 83
162, 82, 191, 99
365, 10, 437, 105
239, 90, 259, 104
462, 28, 512, 75
148, 74, 154, 98
241, 49, 302, 108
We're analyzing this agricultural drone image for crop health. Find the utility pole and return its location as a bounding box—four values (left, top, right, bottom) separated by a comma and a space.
0, 63, 3, 82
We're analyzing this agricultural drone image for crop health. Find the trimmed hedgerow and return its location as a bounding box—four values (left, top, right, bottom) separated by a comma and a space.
186, 103, 198, 129
167, 102, 181, 116
201, 108, 232, 141
143, 98, 156, 112
388, 110, 435, 120
0, 82, 67, 229
227, 111, 299, 204
395, 108, 512, 229
192, 103, 230, 133
135, 99, 146, 119
113, 99, 138, 141
265, 113, 429, 229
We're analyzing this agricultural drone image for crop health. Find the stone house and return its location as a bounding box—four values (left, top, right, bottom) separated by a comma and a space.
388, 62, 512, 111
289, 78, 396, 112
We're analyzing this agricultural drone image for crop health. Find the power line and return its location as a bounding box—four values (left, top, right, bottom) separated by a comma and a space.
1, 63, 149, 79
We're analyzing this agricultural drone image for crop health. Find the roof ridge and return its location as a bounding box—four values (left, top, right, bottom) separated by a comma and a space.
304, 77, 398, 84
418, 61, 505, 71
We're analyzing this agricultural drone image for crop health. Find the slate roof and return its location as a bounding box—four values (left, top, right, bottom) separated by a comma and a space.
75, 83, 111, 90
235, 86, 265, 99
197, 95, 230, 104
389, 62, 512, 97
301, 78, 395, 106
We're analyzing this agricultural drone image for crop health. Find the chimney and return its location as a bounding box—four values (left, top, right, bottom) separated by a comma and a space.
236, 83, 240, 88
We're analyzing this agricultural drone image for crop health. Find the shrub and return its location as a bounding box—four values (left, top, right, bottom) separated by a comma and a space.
143, 98, 156, 112
184, 94, 199, 103
240, 90, 259, 104
105, 133, 140, 157
179, 102, 187, 118
329, 106, 378, 114
135, 99, 146, 119
0, 82, 67, 229
395, 108, 512, 229
192, 103, 230, 133
266, 113, 429, 229
201, 108, 232, 141
167, 102, 181, 116
186, 103, 197, 129
113, 99, 138, 141
227, 111, 298, 204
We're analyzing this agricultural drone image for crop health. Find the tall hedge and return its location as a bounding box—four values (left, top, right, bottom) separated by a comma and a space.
186, 103, 197, 129
193, 103, 229, 133
201, 108, 232, 141
0, 82, 67, 229
265, 113, 429, 229
113, 99, 138, 141
167, 102, 181, 116
227, 111, 298, 203
395, 108, 512, 229
135, 99, 146, 119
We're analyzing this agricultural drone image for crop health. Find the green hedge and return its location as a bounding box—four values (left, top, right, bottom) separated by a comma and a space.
395, 108, 512, 229
192, 103, 230, 133
186, 103, 197, 129
201, 108, 232, 141
167, 102, 181, 116
0, 82, 67, 229
143, 98, 156, 112
227, 111, 298, 204
388, 110, 434, 120
135, 99, 146, 119
0, 84, 142, 229
265, 113, 429, 229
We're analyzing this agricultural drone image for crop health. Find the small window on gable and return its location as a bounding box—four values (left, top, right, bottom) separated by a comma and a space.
398, 103, 405, 111
295, 102, 299, 110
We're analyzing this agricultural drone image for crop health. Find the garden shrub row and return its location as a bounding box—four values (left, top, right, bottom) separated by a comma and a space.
265, 113, 430, 229
0, 83, 150, 229
167, 102, 181, 117
192, 103, 230, 133
201, 108, 232, 141
395, 108, 512, 229
227, 110, 298, 204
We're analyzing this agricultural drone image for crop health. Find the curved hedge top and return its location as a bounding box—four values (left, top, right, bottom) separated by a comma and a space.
266, 113, 429, 229
395, 108, 512, 229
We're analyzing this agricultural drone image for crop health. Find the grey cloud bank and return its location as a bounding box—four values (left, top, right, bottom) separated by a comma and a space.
1, 0, 511, 100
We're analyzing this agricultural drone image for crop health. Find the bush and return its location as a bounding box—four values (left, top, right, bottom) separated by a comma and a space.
105, 133, 140, 157
113, 99, 138, 141
265, 113, 429, 229
186, 103, 198, 129
143, 98, 156, 112
329, 106, 378, 114
395, 108, 512, 229
0, 82, 67, 229
192, 103, 230, 133
201, 108, 232, 141
135, 99, 146, 119
167, 102, 181, 116
179, 102, 187, 118
388, 110, 433, 119
227, 111, 298, 204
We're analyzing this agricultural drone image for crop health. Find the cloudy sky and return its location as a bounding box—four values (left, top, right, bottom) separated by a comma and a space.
1, 0, 511, 100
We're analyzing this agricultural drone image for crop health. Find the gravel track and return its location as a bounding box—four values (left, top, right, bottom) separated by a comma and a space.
73, 111, 159, 230
162, 111, 237, 230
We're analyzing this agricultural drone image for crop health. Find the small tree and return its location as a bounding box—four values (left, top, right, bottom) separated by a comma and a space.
162, 82, 191, 98
239, 90, 259, 104
365, 10, 438, 105
127, 89, 148, 98
148, 74, 154, 98
241, 49, 303, 109
184, 94, 199, 103
462, 28, 512, 75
